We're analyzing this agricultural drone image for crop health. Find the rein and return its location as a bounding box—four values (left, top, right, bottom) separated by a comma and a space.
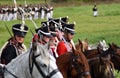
29, 48, 59, 78
68, 53, 90, 78
4, 66, 18, 78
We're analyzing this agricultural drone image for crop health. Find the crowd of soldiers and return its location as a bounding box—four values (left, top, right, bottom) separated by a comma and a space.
0, 16, 76, 65
0, 3, 53, 21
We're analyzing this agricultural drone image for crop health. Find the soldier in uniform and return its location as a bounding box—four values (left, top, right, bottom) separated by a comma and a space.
57, 23, 76, 56
93, 4, 98, 17
1, 24, 28, 64
33, 23, 52, 45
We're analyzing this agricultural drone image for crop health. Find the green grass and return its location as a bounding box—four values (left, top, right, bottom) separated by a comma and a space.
1, 3, 120, 48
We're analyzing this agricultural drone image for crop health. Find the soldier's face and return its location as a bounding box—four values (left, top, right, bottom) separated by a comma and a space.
15, 35, 24, 43
43, 36, 50, 43
67, 33, 74, 41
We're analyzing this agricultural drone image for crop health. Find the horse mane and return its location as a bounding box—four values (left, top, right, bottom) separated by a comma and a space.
76, 49, 91, 72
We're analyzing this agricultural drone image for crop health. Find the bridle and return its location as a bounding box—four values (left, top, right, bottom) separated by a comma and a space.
98, 56, 115, 78
68, 53, 90, 78
29, 47, 59, 78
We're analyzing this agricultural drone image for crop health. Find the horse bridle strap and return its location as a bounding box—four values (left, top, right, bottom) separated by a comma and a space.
32, 54, 59, 78
69, 53, 91, 77
81, 71, 90, 76
4, 67, 18, 78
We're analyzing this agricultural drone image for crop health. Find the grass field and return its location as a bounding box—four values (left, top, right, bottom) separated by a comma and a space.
1, 3, 120, 47
0, 1, 120, 77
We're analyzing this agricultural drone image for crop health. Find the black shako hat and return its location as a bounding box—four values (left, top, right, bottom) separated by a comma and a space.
60, 16, 69, 24
35, 21, 49, 33
38, 24, 52, 38
12, 24, 28, 37
64, 23, 75, 35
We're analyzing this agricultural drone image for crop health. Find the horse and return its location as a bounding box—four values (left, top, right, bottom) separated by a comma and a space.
56, 47, 91, 78
75, 39, 102, 59
103, 43, 120, 71
0, 42, 63, 78
79, 39, 108, 51
76, 39, 120, 71
75, 39, 115, 78
88, 55, 115, 78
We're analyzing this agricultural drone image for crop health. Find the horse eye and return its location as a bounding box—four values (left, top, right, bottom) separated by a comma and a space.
41, 64, 47, 67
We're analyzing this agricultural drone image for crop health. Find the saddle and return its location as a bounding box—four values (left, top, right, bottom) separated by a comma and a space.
0, 64, 5, 78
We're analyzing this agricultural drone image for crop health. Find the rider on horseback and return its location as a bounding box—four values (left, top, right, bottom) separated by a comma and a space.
57, 23, 76, 56
1, 23, 28, 65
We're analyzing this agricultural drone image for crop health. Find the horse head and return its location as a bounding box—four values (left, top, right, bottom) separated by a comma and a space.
107, 43, 120, 71
30, 42, 63, 78
82, 38, 89, 51
99, 56, 115, 78
75, 38, 89, 52
69, 47, 91, 78
89, 55, 115, 78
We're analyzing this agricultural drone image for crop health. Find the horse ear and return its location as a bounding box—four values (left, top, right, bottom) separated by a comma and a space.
78, 39, 82, 45
72, 46, 76, 53
77, 38, 83, 52
84, 38, 88, 43
112, 42, 117, 48
108, 43, 111, 47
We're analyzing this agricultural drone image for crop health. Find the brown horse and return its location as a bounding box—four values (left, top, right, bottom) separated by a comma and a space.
76, 39, 120, 71
75, 39, 87, 52
75, 39, 115, 78
56, 48, 91, 78
104, 43, 120, 71
88, 55, 115, 78
75, 39, 102, 59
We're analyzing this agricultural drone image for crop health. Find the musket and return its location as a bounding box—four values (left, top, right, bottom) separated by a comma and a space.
13, 0, 17, 8
24, 0, 27, 7
30, 29, 34, 36
45, 0, 47, 3
4, 23, 13, 37
23, 0, 38, 29
30, 19, 38, 29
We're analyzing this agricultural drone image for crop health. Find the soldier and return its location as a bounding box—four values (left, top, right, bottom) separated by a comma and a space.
49, 21, 59, 58
40, 5, 45, 19
57, 23, 76, 56
33, 23, 52, 45
1, 24, 28, 64
93, 4, 98, 17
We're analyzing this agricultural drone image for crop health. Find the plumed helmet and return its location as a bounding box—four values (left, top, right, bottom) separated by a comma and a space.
12, 24, 28, 38
64, 23, 75, 35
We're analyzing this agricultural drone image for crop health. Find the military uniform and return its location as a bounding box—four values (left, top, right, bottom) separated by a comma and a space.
93, 5, 98, 17
33, 22, 59, 58
0, 24, 28, 64
57, 23, 75, 56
